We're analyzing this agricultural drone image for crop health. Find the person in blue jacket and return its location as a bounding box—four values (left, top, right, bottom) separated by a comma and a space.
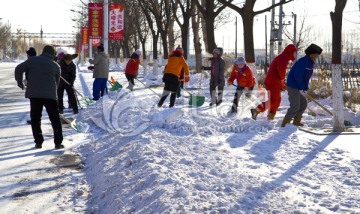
281, 43, 322, 127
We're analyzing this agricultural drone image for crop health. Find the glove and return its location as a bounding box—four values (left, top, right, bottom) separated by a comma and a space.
200, 66, 205, 70
280, 80, 287, 91
184, 76, 190, 83
300, 90, 307, 96
18, 83, 25, 90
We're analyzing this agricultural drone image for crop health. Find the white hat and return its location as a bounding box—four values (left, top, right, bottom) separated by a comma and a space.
236, 56, 246, 65
135, 49, 141, 56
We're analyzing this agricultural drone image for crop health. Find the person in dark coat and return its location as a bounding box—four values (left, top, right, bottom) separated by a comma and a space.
15, 45, 64, 149
281, 43, 322, 127
202, 47, 225, 106
57, 53, 79, 114
25, 47, 37, 125
125, 49, 141, 91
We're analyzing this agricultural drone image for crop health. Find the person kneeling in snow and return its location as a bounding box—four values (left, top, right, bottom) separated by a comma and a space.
227, 56, 255, 114
125, 49, 141, 91
281, 43, 322, 127
158, 46, 190, 108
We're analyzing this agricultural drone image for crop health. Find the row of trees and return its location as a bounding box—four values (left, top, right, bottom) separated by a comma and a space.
0, 21, 46, 60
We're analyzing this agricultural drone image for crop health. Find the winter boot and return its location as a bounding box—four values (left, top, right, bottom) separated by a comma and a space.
293, 115, 304, 126
267, 112, 275, 120
281, 117, 292, 127
251, 109, 260, 120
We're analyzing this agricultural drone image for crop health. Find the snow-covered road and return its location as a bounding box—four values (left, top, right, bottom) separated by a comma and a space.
0, 63, 89, 213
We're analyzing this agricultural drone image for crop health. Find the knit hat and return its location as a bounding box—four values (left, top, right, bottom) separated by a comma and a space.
213, 48, 220, 55
236, 56, 246, 65
57, 52, 65, 59
176, 45, 183, 51
42, 45, 57, 57
26, 47, 36, 57
134, 49, 141, 56
97, 44, 104, 52
305, 43, 322, 55
64, 53, 79, 61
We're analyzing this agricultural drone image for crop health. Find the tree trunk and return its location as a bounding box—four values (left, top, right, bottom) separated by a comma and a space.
241, 12, 258, 89
160, 31, 169, 59
181, 21, 190, 60
152, 35, 159, 76
242, 13, 255, 63
330, 0, 347, 132
199, 0, 208, 53
192, 2, 202, 73
141, 40, 147, 76
168, 17, 175, 53
204, 16, 217, 54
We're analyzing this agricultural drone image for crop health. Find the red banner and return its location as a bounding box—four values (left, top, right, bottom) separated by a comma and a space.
109, 4, 124, 40
88, 3, 103, 39
81, 27, 89, 51
81, 27, 88, 45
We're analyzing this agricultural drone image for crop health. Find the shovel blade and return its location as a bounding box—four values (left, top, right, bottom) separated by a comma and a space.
188, 94, 205, 107
110, 81, 123, 91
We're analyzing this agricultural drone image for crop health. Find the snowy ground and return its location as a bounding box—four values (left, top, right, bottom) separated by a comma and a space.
1, 61, 360, 213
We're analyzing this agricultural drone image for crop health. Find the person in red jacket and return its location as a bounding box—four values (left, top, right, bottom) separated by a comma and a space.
251, 44, 297, 120
227, 56, 255, 113
125, 49, 141, 91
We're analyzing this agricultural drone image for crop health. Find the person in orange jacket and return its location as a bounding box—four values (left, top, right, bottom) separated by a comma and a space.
227, 56, 255, 113
125, 49, 141, 91
251, 44, 297, 120
158, 46, 190, 108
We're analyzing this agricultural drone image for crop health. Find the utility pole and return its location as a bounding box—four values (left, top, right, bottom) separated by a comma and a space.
278, 3, 283, 54
235, 16, 238, 58
40, 25, 43, 40
269, 0, 276, 62
265, 15, 268, 74
104, 0, 109, 54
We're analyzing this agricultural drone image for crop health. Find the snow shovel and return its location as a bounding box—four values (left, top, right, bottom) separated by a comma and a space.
188, 71, 205, 107
60, 76, 93, 105
135, 78, 161, 97
110, 81, 123, 91
59, 114, 82, 132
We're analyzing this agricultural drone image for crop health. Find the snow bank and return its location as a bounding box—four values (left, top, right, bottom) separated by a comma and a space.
73, 62, 360, 213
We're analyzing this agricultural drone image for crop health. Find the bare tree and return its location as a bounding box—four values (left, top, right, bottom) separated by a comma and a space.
144, 0, 171, 59
191, 0, 203, 72
193, 0, 227, 53
0, 21, 11, 52
171, 0, 194, 59
138, 0, 161, 75
283, 11, 314, 50
331, 0, 347, 132
218, 0, 293, 63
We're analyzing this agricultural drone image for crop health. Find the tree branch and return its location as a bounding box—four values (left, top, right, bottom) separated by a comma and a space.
254, 0, 293, 16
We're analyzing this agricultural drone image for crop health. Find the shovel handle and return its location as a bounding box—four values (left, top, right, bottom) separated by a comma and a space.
306, 94, 333, 116
60, 76, 85, 99
135, 78, 161, 97
59, 114, 72, 124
